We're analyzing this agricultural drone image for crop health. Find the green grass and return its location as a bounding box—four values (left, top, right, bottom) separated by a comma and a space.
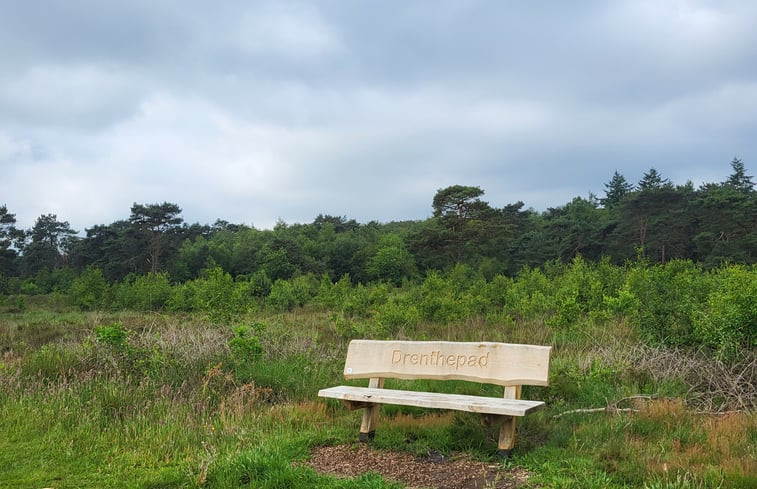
1, 299, 754, 488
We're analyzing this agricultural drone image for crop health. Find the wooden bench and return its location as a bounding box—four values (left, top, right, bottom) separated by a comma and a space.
318, 340, 551, 456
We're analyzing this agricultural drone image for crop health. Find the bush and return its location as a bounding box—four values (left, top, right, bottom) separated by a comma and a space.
68, 267, 110, 310
693, 265, 757, 360
248, 269, 272, 297
95, 322, 129, 350
621, 260, 711, 346
20, 279, 40, 295
228, 324, 264, 360
265, 274, 318, 312
26, 268, 76, 294
0, 273, 21, 295
227, 323, 264, 381
189, 266, 252, 322
113, 273, 174, 311
509, 266, 555, 319
314, 274, 353, 310
374, 296, 420, 332
547, 257, 612, 329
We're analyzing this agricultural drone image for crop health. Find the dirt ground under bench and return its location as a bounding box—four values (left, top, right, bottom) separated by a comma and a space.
304, 444, 530, 489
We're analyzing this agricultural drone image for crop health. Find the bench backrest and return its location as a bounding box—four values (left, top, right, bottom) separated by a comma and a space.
343, 340, 551, 387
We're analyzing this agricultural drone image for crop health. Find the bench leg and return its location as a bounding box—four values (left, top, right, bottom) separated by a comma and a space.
358, 377, 384, 442
359, 404, 379, 442
497, 385, 521, 457
497, 416, 516, 458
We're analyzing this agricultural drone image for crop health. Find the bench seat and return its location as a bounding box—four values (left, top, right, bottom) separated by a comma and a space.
319, 385, 545, 417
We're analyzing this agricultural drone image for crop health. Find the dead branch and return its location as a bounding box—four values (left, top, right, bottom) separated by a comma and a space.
553, 395, 653, 418
553, 394, 750, 419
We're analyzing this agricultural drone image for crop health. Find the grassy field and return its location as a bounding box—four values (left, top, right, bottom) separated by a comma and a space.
0, 297, 754, 488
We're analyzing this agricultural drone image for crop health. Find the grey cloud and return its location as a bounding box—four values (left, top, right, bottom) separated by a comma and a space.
1, 0, 756, 231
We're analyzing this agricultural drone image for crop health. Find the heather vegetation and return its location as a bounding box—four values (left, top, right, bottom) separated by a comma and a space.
1, 160, 755, 488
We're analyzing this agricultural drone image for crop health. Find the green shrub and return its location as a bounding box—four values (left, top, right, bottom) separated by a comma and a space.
249, 269, 272, 297
113, 273, 174, 311
27, 268, 76, 294
20, 279, 40, 295
622, 260, 712, 346
228, 324, 264, 360
0, 273, 21, 295
266, 274, 318, 312
417, 271, 468, 323
509, 266, 556, 319
95, 322, 128, 350
68, 267, 110, 310
92, 323, 171, 379
314, 274, 353, 310
374, 296, 420, 332
483, 274, 514, 309
693, 265, 757, 360
189, 266, 252, 322
227, 323, 264, 381
341, 283, 372, 317
165, 281, 192, 311
267, 279, 298, 311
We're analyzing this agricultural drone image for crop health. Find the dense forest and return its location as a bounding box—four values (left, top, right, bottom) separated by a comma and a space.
1, 159, 754, 293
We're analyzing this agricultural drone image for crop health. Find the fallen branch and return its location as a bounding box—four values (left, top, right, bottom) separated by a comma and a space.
553, 407, 638, 418
553, 395, 654, 418
693, 410, 749, 416
553, 395, 751, 418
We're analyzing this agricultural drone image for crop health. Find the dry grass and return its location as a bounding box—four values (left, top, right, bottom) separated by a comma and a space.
595, 341, 756, 412
631, 399, 756, 482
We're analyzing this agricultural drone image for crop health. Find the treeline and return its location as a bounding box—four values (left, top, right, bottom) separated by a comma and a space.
0, 158, 755, 294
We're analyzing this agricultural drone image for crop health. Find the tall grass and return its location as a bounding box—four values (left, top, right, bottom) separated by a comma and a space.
1, 261, 755, 488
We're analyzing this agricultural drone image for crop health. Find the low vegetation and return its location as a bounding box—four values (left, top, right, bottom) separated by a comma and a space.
1, 259, 754, 488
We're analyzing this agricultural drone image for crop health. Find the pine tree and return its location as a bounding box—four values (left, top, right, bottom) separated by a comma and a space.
638, 168, 671, 192
0, 205, 20, 275
725, 157, 754, 193
601, 171, 634, 208
129, 202, 183, 275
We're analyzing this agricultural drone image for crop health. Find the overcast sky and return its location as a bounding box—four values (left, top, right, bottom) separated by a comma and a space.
2, 1, 756, 232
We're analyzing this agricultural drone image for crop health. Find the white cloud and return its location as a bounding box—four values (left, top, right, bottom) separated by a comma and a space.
236, 2, 342, 58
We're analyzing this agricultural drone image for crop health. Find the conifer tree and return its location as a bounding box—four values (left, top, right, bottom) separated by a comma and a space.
601, 171, 634, 208
638, 168, 671, 191
725, 157, 754, 193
